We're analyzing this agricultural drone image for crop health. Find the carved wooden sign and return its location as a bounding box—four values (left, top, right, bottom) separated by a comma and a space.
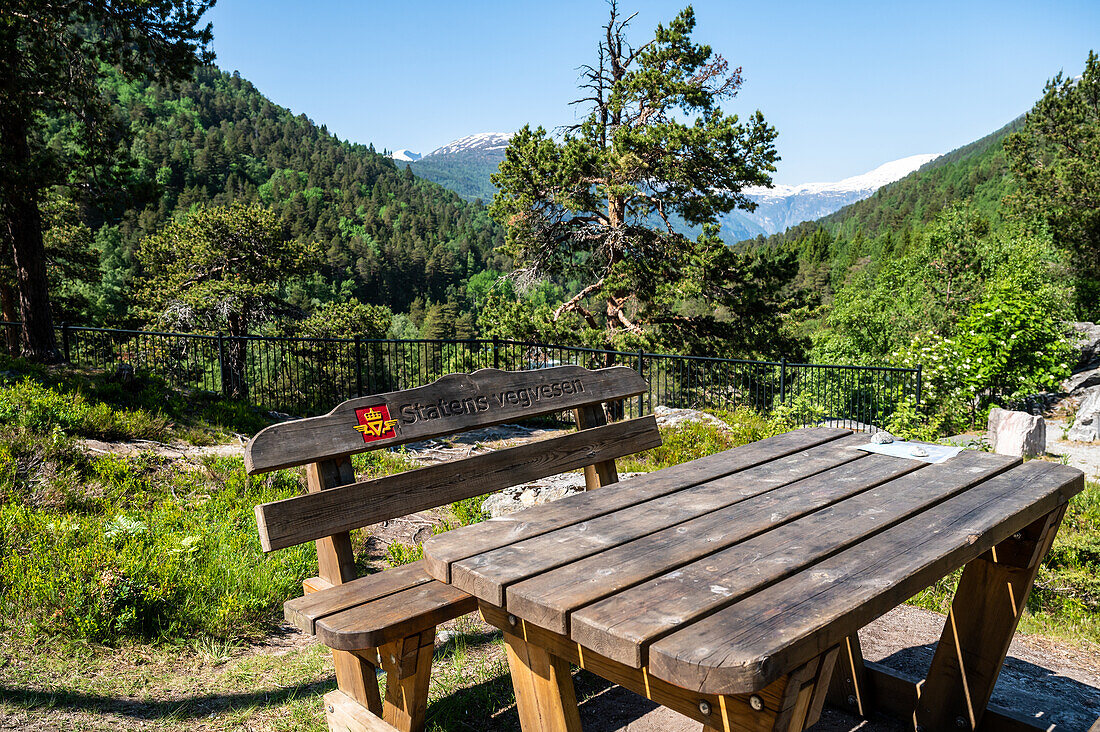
244, 366, 647, 474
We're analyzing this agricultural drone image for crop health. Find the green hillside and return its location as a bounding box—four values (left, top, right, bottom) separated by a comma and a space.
52, 67, 506, 324
777, 116, 1023, 245
409, 154, 503, 203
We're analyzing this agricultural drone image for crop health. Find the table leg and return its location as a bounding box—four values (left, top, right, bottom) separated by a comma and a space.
915, 506, 1066, 731
701, 645, 839, 732
825, 634, 872, 717
503, 630, 583, 732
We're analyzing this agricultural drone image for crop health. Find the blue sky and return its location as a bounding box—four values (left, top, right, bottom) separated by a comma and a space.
206, 1, 1099, 184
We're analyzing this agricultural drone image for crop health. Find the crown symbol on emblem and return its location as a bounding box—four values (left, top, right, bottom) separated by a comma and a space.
354, 405, 399, 439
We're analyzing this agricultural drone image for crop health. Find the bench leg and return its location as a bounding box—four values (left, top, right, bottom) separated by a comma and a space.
378, 628, 435, 732
333, 649, 384, 716
825, 634, 873, 717
915, 506, 1066, 731
503, 629, 582, 732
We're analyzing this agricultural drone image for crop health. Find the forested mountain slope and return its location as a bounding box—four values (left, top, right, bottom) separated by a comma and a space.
775, 117, 1023, 245
64, 67, 505, 323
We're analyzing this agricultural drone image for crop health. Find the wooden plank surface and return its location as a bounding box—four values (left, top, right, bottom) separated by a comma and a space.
448, 433, 873, 605
244, 365, 646, 473
285, 560, 436, 634
317, 580, 477, 650
422, 427, 852, 582
323, 689, 400, 732
568, 450, 1019, 667
645, 461, 1082, 694
505, 452, 925, 633
256, 416, 660, 551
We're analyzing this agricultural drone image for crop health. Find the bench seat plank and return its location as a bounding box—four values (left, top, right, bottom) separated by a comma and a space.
568, 450, 1018, 666
285, 560, 437, 634
448, 433, 874, 605
317, 581, 478, 651
256, 416, 662, 551
505, 451, 927, 634
422, 427, 852, 582
645, 461, 1083, 695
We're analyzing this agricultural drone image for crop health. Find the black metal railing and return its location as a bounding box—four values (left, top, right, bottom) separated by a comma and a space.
2, 322, 921, 430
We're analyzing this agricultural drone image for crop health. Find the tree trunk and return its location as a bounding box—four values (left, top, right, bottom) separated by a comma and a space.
1, 112, 59, 362
0, 280, 17, 355
223, 315, 248, 401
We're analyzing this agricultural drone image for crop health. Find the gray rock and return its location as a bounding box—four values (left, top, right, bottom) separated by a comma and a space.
1067, 386, 1100, 443
1071, 321, 1100, 370
987, 408, 1046, 457
652, 405, 731, 431
480, 472, 642, 518
1061, 364, 1100, 394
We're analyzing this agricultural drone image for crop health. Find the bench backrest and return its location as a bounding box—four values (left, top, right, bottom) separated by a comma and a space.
245, 365, 661, 587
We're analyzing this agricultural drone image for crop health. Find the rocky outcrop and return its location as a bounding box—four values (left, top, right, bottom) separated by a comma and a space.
1073, 322, 1100, 370
652, 405, 731, 431
480, 473, 642, 518
987, 408, 1046, 457
1067, 387, 1100, 443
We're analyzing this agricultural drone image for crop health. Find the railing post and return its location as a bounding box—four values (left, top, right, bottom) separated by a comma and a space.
61, 322, 71, 363
636, 349, 645, 417
780, 358, 787, 404
492, 336, 500, 370
916, 365, 923, 413
355, 335, 363, 397
217, 332, 227, 398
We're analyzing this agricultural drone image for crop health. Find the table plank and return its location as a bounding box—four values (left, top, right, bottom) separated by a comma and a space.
449, 433, 873, 604
569, 450, 1018, 666
645, 461, 1083, 694
422, 427, 851, 582
506, 452, 926, 634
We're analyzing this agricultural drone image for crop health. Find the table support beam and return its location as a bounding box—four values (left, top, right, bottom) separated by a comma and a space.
825, 634, 873, 717
915, 505, 1066, 731
483, 602, 838, 732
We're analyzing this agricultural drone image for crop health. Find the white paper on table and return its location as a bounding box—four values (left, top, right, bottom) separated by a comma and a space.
857, 440, 965, 464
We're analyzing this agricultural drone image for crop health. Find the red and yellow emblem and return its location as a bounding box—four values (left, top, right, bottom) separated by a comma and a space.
353, 405, 399, 443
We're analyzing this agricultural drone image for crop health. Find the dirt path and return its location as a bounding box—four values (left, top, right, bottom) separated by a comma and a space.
1046, 418, 1100, 480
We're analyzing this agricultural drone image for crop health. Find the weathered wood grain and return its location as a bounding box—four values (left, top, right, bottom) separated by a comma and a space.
574, 404, 618, 489
505, 452, 925, 633
317, 580, 477, 651
323, 689, 400, 732
569, 450, 1018, 667
645, 461, 1082, 694
915, 506, 1066, 730
256, 416, 660, 551
421, 427, 852, 582
244, 366, 646, 473
285, 560, 436, 635
449, 433, 873, 605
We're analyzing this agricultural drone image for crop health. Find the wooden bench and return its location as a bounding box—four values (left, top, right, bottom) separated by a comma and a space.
243, 365, 661, 732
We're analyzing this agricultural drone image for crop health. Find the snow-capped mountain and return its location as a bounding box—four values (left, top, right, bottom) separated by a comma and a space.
390, 149, 422, 162
720, 153, 940, 239
421, 132, 512, 159
403, 132, 515, 201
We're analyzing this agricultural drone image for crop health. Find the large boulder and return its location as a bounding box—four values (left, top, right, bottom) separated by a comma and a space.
1067, 386, 1100, 443
987, 408, 1046, 457
1071, 322, 1100, 370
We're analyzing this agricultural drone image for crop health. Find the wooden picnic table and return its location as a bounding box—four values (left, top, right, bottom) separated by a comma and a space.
421, 427, 1083, 732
